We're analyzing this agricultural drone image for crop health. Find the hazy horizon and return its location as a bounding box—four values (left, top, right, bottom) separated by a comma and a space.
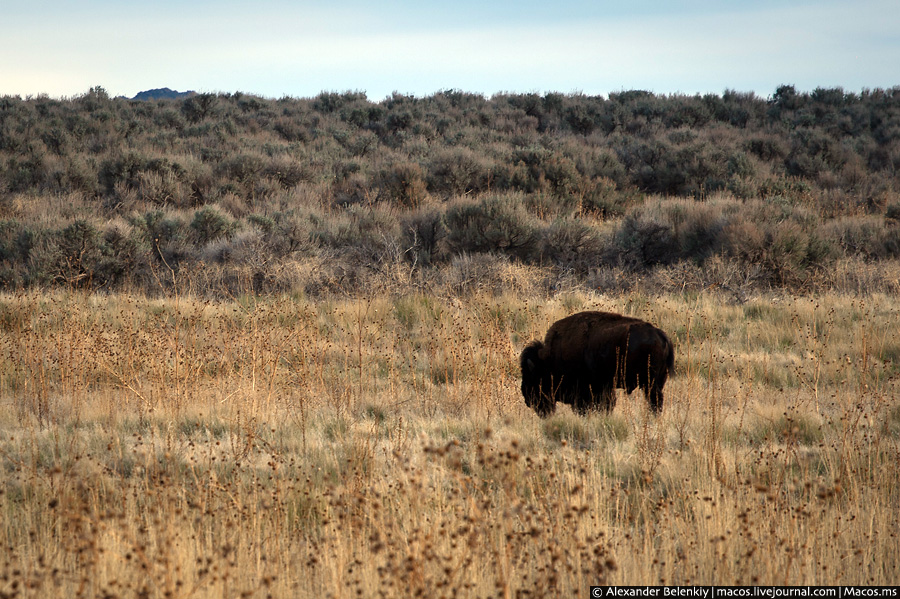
3, 0, 899, 102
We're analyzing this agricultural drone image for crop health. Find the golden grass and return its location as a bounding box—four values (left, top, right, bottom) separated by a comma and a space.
1, 288, 898, 597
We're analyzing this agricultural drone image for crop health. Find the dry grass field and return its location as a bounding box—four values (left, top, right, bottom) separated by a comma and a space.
1, 285, 899, 597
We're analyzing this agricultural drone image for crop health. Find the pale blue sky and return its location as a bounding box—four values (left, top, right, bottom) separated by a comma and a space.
2, 0, 898, 100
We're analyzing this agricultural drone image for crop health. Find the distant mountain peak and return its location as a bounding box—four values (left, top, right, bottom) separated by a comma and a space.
131, 88, 195, 101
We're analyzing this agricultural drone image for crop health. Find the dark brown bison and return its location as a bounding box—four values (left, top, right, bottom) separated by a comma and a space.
520, 311, 675, 417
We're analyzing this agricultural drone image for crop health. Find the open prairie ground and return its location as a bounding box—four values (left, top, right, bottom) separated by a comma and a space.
1, 288, 899, 598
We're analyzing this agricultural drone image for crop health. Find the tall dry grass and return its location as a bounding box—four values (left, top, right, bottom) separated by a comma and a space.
1, 288, 898, 597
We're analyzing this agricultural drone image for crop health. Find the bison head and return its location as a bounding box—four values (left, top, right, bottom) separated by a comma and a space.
520, 341, 556, 417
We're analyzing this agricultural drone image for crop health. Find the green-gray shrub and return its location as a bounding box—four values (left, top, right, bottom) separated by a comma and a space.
445, 194, 538, 260
541, 218, 604, 267
190, 206, 237, 246
614, 212, 677, 268
376, 162, 429, 208
400, 210, 449, 266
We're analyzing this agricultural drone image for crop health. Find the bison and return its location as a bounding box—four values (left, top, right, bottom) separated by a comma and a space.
520, 311, 675, 417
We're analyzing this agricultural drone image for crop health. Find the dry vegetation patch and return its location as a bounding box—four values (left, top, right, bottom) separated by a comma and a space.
1, 289, 898, 596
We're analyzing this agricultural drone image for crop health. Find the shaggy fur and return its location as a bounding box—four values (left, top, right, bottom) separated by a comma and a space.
520, 311, 675, 417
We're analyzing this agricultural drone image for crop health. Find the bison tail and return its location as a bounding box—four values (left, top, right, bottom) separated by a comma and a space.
520, 340, 544, 374
664, 332, 675, 376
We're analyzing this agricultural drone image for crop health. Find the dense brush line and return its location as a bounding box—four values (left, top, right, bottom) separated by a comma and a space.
1, 85, 899, 296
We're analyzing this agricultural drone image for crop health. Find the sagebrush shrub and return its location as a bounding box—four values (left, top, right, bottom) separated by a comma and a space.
400, 210, 449, 266
761, 221, 835, 287
190, 206, 237, 246
511, 148, 583, 198
540, 218, 604, 267
215, 153, 265, 185
668, 201, 726, 261
332, 172, 374, 206
721, 219, 766, 262
130, 210, 185, 257
886, 202, 900, 223
823, 216, 893, 259
376, 162, 429, 208
445, 194, 538, 260
272, 115, 309, 142
427, 147, 492, 198
41, 220, 106, 288
318, 205, 401, 259
263, 157, 313, 190
181, 93, 217, 123
614, 210, 677, 268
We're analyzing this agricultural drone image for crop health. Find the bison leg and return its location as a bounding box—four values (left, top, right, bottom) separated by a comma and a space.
532, 391, 558, 418
646, 386, 663, 414
569, 384, 612, 415
600, 387, 616, 411
536, 402, 557, 418
571, 385, 594, 415
644, 366, 668, 414
583, 385, 615, 413
572, 401, 592, 416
